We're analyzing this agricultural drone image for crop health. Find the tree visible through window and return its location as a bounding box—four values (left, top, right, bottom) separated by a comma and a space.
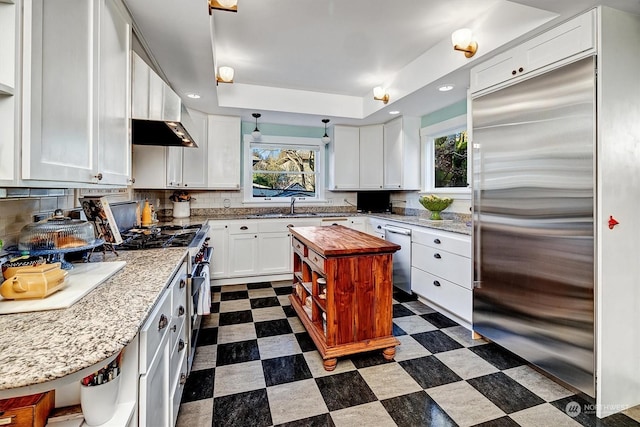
251, 145, 318, 198
434, 131, 468, 188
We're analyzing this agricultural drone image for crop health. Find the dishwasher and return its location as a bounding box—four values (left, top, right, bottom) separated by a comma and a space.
382, 224, 412, 294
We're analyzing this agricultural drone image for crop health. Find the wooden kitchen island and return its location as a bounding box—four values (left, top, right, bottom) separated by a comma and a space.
289, 225, 401, 370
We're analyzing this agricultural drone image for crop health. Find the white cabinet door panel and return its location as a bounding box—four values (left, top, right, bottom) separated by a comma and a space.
207, 115, 241, 189
258, 232, 292, 274
358, 124, 383, 189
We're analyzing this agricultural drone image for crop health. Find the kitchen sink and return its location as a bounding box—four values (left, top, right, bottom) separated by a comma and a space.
248, 212, 319, 218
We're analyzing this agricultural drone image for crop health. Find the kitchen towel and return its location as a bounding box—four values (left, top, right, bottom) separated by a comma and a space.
197, 264, 211, 316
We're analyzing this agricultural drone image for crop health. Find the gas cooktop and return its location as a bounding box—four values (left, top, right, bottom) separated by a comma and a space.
117, 224, 202, 250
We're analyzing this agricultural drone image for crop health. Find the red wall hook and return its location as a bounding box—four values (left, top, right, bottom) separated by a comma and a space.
608, 216, 619, 229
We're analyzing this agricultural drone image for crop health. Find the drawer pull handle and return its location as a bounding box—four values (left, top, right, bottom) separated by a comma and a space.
171, 324, 177, 332
179, 279, 186, 289
178, 305, 185, 316
287, 224, 294, 228
434, 253, 442, 259
0, 416, 15, 425
178, 339, 185, 352
158, 314, 169, 330
433, 238, 441, 244
313, 256, 319, 262
240, 226, 248, 230
433, 280, 441, 287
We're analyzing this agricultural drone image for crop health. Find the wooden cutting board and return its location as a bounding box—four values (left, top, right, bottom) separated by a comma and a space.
0, 261, 126, 314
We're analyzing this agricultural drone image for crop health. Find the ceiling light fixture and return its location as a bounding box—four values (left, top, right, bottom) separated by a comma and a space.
187, 93, 201, 99
208, 0, 238, 14
389, 111, 400, 115
216, 66, 234, 84
451, 28, 478, 58
373, 86, 390, 104
438, 84, 455, 92
252, 113, 262, 140
321, 119, 331, 144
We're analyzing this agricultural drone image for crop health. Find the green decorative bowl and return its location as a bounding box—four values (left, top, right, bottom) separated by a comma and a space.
419, 195, 453, 220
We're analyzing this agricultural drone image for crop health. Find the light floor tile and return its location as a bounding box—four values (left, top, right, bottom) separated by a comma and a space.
427, 381, 505, 427
358, 363, 422, 400
201, 313, 219, 329
403, 300, 436, 315
192, 344, 217, 371
503, 365, 574, 402
217, 323, 257, 344
213, 360, 266, 397
393, 315, 438, 334
441, 325, 487, 347
252, 306, 286, 322
278, 295, 292, 306
624, 404, 640, 422
272, 280, 293, 288
288, 316, 306, 333
510, 403, 582, 427
435, 348, 499, 379
331, 401, 397, 427
219, 299, 252, 313
394, 335, 432, 361
248, 288, 277, 298
212, 292, 221, 302
267, 378, 328, 425
303, 351, 356, 377
221, 284, 247, 292
258, 334, 302, 359
176, 398, 213, 427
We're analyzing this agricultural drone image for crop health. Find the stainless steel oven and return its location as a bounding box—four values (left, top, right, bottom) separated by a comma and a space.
186, 224, 211, 373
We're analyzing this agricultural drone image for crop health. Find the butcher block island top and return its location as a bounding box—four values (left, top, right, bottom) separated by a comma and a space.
289, 225, 401, 371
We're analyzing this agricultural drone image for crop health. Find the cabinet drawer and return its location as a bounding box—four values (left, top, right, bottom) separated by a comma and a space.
307, 248, 325, 273
412, 243, 472, 289
171, 263, 188, 315
139, 287, 172, 374
169, 313, 186, 357
412, 229, 471, 257
258, 219, 293, 233
411, 267, 472, 323
228, 222, 258, 234
169, 321, 187, 386
292, 238, 307, 257
0, 391, 54, 427
171, 354, 188, 426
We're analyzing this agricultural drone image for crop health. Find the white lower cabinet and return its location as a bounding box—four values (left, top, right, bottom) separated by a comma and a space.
257, 220, 293, 275
228, 222, 259, 277
208, 222, 229, 279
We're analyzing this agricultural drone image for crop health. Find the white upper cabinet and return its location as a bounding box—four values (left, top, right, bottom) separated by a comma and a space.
207, 115, 241, 189
359, 124, 384, 190
383, 116, 420, 190
471, 10, 595, 94
181, 109, 208, 188
329, 125, 360, 190
0, 0, 17, 185
22, 0, 131, 186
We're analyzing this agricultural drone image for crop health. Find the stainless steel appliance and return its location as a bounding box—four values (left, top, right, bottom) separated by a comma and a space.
472, 57, 595, 396
383, 224, 412, 294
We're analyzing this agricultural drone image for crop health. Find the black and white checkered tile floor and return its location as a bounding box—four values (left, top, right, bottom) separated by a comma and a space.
176, 280, 640, 427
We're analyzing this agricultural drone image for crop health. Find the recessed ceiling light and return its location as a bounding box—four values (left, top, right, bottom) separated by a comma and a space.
187, 93, 201, 99
438, 84, 455, 92
389, 111, 400, 115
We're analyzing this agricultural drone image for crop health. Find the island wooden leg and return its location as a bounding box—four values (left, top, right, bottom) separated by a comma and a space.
323, 358, 337, 371
382, 346, 396, 361
472, 330, 483, 340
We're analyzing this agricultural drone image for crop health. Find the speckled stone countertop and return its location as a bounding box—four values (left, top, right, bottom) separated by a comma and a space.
366, 213, 472, 236
0, 247, 188, 391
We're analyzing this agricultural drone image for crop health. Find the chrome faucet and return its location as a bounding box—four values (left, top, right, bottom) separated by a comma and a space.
290, 197, 296, 214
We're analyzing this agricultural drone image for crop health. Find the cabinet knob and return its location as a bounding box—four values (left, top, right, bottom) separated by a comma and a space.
178, 339, 185, 351
433, 238, 441, 244
180, 373, 187, 385
128, 177, 136, 184
518, 67, 524, 73
180, 279, 186, 289
434, 253, 442, 259
158, 314, 168, 330
433, 280, 441, 287
171, 324, 177, 332
94, 173, 103, 181
240, 226, 248, 230
178, 305, 185, 316
512, 70, 517, 75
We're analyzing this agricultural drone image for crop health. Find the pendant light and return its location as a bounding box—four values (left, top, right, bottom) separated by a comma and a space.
252, 113, 262, 140
321, 119, 331, 144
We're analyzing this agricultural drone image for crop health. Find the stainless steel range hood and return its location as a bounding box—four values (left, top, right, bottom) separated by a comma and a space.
131, 53, 198, 148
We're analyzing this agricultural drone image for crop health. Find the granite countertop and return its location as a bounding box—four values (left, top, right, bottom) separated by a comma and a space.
0, 247, 188, 392
366, 213, 472, 236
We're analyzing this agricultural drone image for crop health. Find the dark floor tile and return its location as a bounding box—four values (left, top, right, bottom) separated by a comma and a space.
211, 285, 221, 293
472, 416, 521, 427
411, 330, 464, 353
283, 305, 297, 317
274, 285, 294, 296
295, 332, 317, 352
216, 339, 260, 366
393, 323, 407, 336
467, 372, 544, 414
181, 368, 214, 403
255, 318, 293, 338
421, 312, 459, 328
210, 301, 220, 313
315, 371, 377, 411
350, 350, 394, 369
599, 414, 640, 427
213, 388, 272, 427
381, 390, 457, 427
468, 343, 526, 370
399, 356, 462, 388
250, 296, 281, 309
221, 290, 249, 301
393, 290, 417, 303
393, 304, 415, 318
219, 310, 253, 326
275, 413, 335, 427
262, 354, 312, 386
248, 281, 272, 289
196, 327, 218, 346
550, 396, 640, 427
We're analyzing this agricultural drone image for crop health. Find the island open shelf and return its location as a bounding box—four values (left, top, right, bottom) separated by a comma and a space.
289, 225, 401, 371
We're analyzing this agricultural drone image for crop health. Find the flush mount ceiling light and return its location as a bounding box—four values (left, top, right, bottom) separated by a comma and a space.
451, 28, 478, 58
438, 84, 455, 92
389, 110, 400, 115
216, 66, 234, 84
187, 93, 201, 99
209, 0, 237, 14
252, 113, 262, 140
321, 119, 331, 144
373, 86, 390, 104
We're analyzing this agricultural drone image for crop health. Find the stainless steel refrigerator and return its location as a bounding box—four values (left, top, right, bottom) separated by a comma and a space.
472, 56, 595, 397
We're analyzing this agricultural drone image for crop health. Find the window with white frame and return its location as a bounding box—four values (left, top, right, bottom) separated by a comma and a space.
422, 114, 470, 194
243, 135, 324, 202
